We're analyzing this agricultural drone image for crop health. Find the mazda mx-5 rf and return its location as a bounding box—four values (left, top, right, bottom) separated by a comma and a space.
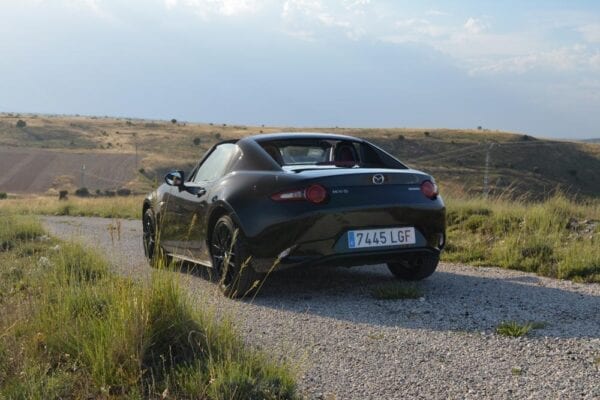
143, 133, 446, 297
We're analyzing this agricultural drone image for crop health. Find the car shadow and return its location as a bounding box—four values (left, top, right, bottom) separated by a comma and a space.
242, 264, 600, 339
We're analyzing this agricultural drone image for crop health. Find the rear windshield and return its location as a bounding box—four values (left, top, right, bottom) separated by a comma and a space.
259, 138, 404, 170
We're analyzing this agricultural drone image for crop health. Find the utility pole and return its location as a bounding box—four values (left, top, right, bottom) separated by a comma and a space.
483, 143, 494, 199
135, 140, 138, 170
133, 132, 138, 169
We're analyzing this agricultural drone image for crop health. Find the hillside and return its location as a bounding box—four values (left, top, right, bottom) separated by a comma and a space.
1, 113, 599, 199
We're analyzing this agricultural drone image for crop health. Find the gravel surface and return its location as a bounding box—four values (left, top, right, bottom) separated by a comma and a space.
43, 216, 600, 400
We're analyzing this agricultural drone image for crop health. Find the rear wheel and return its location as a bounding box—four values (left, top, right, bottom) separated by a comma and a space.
387, 253, 439, 281
210, 215, 261, 298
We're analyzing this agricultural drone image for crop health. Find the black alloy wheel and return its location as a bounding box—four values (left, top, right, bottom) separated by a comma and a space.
210, 215, 260, 298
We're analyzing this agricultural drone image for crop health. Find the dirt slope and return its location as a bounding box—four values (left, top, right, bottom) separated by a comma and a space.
0, 146, 136, 194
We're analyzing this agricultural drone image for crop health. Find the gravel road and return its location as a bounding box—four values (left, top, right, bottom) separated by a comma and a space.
42, 216, 600, 400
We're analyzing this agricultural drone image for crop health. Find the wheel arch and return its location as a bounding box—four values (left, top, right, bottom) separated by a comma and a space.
206, 201, 245, 253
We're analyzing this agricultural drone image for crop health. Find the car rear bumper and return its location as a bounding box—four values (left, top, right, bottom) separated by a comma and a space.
245, 203, 446, 273
252, 246, 441, 272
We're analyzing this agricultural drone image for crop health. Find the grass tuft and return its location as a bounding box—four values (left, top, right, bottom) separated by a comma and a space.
496, 321, 545, 337
372, 283, 423, 300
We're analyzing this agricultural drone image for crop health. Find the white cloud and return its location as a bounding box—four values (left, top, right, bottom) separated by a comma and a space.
61, 0, 115, 21
164, 0, 260, 18
463, 17, 488, 34
395, 18, 448, 38
426, 9, 448, 17
469, 45, 600, 75
281, 0, 366, 40
578, 24, 600, 43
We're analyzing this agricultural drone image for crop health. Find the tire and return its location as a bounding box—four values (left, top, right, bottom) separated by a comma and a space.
210, 215, 261, 298
387, 253, 439, 281
143, 208, 167, 267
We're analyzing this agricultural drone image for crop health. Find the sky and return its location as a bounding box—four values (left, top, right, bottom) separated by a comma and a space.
1, 0, 599, 139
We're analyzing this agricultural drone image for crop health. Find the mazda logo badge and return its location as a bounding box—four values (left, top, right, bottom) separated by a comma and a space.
372, 174, 385, 185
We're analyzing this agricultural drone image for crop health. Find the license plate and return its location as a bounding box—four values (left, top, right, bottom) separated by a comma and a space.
347, 227, 416, 249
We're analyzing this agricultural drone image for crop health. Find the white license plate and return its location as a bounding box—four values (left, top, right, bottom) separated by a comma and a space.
348, 227, 416, 249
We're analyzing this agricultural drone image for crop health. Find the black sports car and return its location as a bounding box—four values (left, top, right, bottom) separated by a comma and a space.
143, 133, 445, 297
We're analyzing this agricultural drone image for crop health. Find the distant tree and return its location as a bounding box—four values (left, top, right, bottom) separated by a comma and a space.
16, 119, 26, 128
138, 168, 145, 174
95, 189, 102, 196
104, 190, 116, 197
0, 192, 7, 200
75, 187, 90, 197
477, 126, 483, 130
214, 132, 222, 140
117, 188, 131, 196
423, 131, 430, 137
58, 190, 68, 200
193, 137, 201, 146
171, 118, 177, 124
397, 134, 405, 141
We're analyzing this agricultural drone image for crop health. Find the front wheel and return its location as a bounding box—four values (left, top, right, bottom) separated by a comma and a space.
210, 215, 261, 298
143, 208, 167, 267
387, 253, 439, 281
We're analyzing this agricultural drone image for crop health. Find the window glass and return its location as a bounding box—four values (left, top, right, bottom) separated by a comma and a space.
193, 143, 237, 183
280, 145, 329, 164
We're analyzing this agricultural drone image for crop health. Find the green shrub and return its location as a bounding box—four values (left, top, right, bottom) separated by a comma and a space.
0, 192, 7, 200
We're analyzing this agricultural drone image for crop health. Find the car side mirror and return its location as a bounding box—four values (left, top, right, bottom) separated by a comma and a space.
165, 170, 184, 187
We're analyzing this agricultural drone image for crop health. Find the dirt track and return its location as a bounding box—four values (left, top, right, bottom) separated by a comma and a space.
0, 146, 136, 193
43, 216, 600, 400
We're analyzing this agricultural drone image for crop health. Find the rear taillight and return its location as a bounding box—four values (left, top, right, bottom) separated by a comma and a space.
271, 184, 328, 204
305, 184, 328, 204
420, 180, 438, 199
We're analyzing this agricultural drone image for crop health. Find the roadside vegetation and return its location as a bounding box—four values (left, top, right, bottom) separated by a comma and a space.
1, 192, 598, 283
0, 195, 143, 219
0, 215, 298, 398
443, 194, 599, 283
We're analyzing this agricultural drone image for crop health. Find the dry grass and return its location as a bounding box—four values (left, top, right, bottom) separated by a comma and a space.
0, 195, 142, 219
